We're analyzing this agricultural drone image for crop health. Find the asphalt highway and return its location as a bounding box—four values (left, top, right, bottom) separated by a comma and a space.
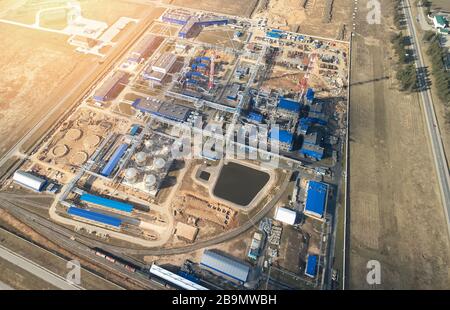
403, 0, 450, 237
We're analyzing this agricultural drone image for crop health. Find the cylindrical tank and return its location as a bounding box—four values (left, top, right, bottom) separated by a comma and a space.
153, 158, 166, 170
135, 152, 147, 166
144, 140, 153, 149
125, 168, 139, 184
144, 174, 157, 190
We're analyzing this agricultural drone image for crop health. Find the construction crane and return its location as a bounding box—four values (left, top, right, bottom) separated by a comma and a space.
298, 53, 317, 98
208, 51, 215, 90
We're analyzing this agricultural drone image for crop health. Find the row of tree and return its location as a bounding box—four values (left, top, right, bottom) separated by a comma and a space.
423, 31, 450, 123
391, 0, 419, 91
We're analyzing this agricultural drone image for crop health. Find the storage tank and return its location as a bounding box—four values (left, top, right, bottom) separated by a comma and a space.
144, 140, 154, 149
124, 168, 139, 184
135, 152, 147, 166
153, 158, 166, 170
144, 174, 157, 191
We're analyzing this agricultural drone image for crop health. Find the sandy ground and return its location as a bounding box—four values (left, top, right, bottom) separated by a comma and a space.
348, 0, 450, 289
0, 0, 158, 158
0, 24, 92, 157
169, 0, 259, 18
254, 0, 353, 39
431, 0, 450, 12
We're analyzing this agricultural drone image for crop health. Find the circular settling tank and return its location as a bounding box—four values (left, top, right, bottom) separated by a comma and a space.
84, 135, 101, 148
52, 144, 69, 158
65, 128, 83, 141
70, 151, 88, 166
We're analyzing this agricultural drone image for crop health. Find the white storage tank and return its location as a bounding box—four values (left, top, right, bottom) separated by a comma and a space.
153, 158, 166, 170
144, 174, 157, 190
135, 152, 147, 166
125, 168, 139, 184
13, 170, 47, 192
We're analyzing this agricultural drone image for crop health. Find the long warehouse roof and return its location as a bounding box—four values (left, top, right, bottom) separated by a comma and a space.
80, 193, 133, 213
200, 250, 250, 283
13, 170, 46, 192
278, 97, 301, 113
149, 264, 208, 290
101, 143, 129, 177
67, 207, 122, 228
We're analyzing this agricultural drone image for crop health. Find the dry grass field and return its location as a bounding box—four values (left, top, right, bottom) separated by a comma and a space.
348, 0, 450, 289
169, 0, 259, 17
0, 0, 161, 158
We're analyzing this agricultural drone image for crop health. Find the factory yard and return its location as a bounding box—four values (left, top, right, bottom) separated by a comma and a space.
349, 1, 450, 289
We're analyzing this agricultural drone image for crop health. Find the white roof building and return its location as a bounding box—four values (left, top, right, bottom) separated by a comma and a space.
274, 207, 297, 225
13, 171, 46, 192
149, 264, 208, 290
200, 250, 250, 283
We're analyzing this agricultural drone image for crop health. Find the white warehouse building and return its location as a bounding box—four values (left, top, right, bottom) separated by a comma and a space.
274, 207, 297, 225
13, 170, 47, 192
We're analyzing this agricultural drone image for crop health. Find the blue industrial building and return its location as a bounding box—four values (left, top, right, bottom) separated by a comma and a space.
299, 144, 324, 160
304, 181, 328, 219
298, 118, 311, 135
101, 143, 129, 177
80, 193, 134, 213
247, 112, 264, 123
67, 207, 122, 228
306, 88, 315, 102
130, 124, 140, 136
163, 11, 228, 39
277, 97, 301, 116
270, 128, 294, 151
305, 254, 318, 278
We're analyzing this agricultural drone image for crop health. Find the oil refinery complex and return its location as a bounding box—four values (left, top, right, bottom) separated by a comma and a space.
1, 4, 349, 291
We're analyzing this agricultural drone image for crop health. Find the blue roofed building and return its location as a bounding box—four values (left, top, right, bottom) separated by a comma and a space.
306, 88, 315, 103
277, 97, 301, 118
304, 181, 328, 219
80, 193, 134, 213
299, 143, 324, 161
67, 207, 122, 228
247, 112, 264, 124
298, 118, 311, 135
101, 143, 129, 177
305, 254, 318, 278
270, 128, 294, 151
200, 250, 250, 284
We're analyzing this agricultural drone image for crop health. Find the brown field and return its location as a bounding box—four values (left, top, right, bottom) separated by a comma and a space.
0, 257, 57, 290
169, 0, 259, 18
0, 1, 161, 159
0, 24, 93, 157
431, 0, 450, 12
254, 0, 353, 39
348, 0, 450, 289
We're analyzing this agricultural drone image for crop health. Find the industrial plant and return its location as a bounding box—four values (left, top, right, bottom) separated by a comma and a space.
0, 0, 351, 292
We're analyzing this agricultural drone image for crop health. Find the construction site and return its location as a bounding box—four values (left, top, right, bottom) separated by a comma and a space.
0, 0, 353, 291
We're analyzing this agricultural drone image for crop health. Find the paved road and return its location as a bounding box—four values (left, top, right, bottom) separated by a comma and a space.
403, 0, 450, 236
0, 280, 14, 290
0, 244, 83, 290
